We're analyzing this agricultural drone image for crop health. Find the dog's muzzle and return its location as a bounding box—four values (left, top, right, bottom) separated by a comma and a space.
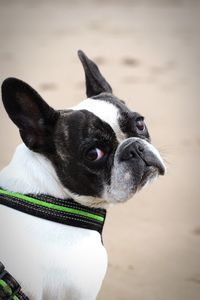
118, 138, 166, 176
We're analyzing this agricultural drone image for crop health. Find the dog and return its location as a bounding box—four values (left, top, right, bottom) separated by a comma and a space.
0, 50, 166, 300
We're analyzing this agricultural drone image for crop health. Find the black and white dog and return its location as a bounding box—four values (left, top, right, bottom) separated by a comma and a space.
0, 51, 165, 300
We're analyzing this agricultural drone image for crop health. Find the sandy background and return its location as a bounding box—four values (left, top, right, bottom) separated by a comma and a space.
0, 0, 200, 299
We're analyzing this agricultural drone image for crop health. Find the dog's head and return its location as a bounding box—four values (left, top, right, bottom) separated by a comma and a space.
1, 51, 165, 207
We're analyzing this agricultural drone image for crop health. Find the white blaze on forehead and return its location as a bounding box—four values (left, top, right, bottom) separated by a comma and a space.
72, 98, 126, 142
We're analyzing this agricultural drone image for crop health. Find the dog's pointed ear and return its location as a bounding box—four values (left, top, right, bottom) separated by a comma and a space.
1, 77, 59, 153
78, 50, 113, 98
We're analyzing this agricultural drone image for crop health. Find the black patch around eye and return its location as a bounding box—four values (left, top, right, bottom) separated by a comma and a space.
49, 109, 118, 197
119, 112, 150, 141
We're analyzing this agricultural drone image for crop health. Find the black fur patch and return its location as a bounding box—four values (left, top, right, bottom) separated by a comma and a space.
1, 77, 59, 154
48, 109, 118, 197
78, 50, 112, 98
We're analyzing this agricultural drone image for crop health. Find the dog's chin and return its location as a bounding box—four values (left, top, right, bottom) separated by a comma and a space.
104, 166, 160, 205
137, 166, 159, 191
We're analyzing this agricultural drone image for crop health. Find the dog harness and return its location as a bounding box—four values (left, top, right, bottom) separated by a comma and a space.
0, 262, 29, 300
0, 188, 107, 299
0, 188, 106, 233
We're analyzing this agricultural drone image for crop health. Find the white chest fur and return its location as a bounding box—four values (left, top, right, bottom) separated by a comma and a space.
0, 145, 108, 300
0, 206, 107, 300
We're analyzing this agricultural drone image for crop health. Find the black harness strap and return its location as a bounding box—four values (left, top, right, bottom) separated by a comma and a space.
0, 262, 30, 300
0, 188, 106, 234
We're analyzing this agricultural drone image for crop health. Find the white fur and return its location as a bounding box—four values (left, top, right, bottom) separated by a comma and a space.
0, 144, 68, 198
0, 145, 107, 300
72, 98, 126, 142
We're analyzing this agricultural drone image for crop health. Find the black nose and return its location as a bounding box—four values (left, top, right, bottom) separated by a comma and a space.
119, 140, 165, 175
119, 140, 144, 160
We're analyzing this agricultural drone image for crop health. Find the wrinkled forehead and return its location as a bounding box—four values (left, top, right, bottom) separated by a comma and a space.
72, 93, 138, 142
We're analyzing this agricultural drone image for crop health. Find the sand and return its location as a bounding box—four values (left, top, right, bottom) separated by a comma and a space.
0, 0, 200, 299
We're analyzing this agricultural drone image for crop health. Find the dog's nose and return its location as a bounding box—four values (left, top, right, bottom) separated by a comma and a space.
119, 141, 144, 160
119, 140, 165, 175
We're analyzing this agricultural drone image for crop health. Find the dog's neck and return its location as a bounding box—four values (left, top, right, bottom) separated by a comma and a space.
0, 144, 108, 209
0, 144, 69, 198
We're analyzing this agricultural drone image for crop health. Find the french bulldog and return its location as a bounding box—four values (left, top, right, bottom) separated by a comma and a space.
0, 50, 166, 300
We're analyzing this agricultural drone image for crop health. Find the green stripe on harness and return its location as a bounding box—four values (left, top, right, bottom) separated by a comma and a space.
0, 188, 104, 223
0, 279, 20, 299
0, 279, 12, 295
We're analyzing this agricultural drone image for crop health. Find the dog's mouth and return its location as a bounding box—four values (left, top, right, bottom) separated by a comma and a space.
137, 164, 164, 191
139, 166, 158, 187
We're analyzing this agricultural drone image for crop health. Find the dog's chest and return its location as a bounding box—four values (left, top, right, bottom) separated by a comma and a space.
0, 206, 107, 300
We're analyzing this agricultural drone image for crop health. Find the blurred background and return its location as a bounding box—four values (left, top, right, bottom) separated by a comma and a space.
0, 0, 200, 299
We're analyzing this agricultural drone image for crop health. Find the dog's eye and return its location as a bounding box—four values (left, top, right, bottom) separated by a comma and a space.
85, 148, 105, 161
136, 118, 145, 132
